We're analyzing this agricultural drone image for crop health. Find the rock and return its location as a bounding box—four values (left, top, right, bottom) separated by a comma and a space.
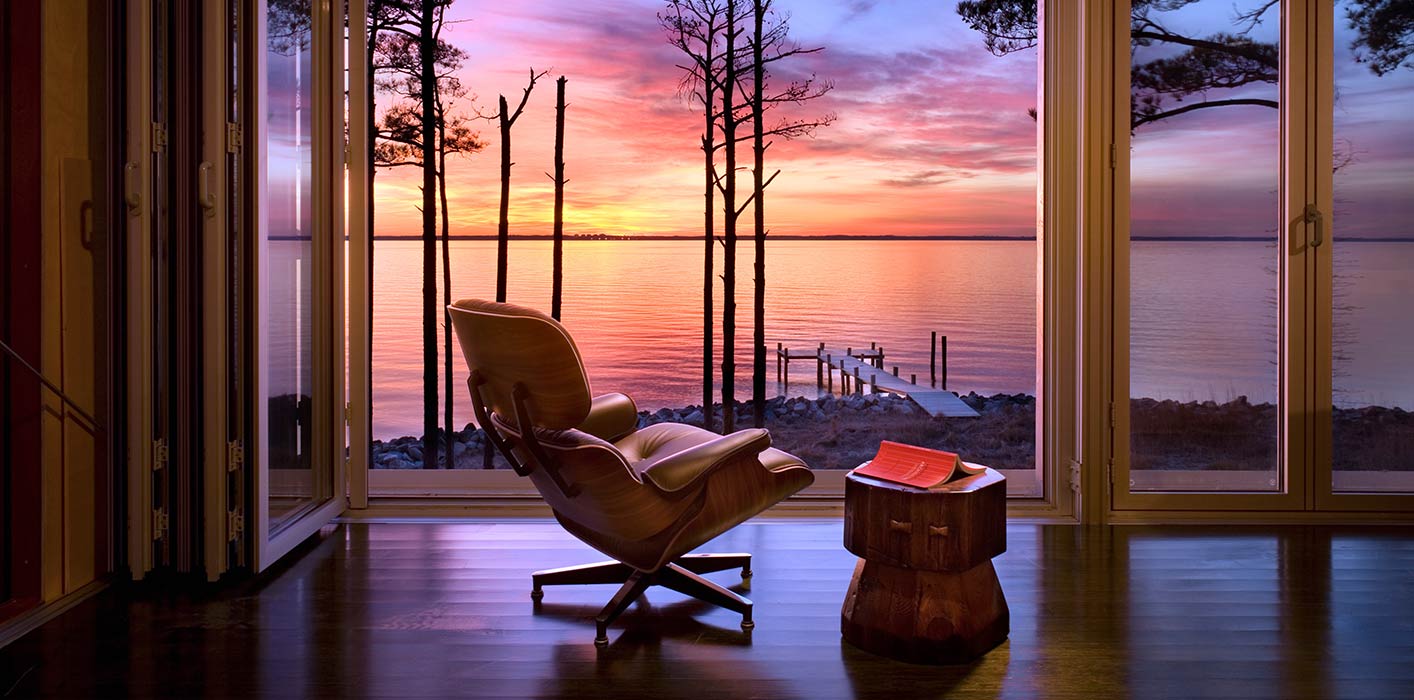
684, 410, 704, 425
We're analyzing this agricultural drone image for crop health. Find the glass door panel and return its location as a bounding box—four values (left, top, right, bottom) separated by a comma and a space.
1127, 0, 1284, 492
1328, 0, 1414, 494
265, 8, 323, 531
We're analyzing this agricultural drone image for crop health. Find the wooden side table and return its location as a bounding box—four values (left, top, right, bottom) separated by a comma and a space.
840, 467, 1008, 664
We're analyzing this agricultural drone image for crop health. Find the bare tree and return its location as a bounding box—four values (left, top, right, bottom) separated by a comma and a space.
719, 0, 744, 434
550, 76, 568, 320
744, 0, 834, 428
662, 0, 729, 431
493, 69, 548, 304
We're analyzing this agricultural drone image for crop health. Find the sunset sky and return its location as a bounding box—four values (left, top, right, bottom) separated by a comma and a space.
365, 0, 1413, 240
371, 0, 1039, 239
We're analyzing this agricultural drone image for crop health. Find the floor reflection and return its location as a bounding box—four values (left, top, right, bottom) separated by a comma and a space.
3, 522, 1413, 699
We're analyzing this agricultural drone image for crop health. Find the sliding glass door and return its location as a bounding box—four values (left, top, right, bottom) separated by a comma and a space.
1114, 0, 1414, 512
1315, 0, 1414, 509
248, 0, 347, 569
1115, 0, 1308, 510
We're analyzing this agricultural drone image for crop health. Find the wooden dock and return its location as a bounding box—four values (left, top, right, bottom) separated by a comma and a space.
821, 349, 979, 418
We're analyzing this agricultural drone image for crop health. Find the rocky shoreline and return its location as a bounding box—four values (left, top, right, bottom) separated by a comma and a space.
370, 393, 1412, 473
371, 392, 1035, 471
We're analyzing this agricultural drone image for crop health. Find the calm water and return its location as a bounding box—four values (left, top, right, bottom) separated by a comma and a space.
346, 239, 1414, 439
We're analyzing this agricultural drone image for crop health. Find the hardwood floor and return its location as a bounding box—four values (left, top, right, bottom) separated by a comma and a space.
2, 521, 1413, 699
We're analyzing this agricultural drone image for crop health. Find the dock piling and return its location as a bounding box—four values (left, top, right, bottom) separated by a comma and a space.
940, 335, 948, 390
930, 331, 937, 387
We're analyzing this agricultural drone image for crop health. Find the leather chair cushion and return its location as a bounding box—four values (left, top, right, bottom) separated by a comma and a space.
616, 422, 807, 478
576, 393, 639, 443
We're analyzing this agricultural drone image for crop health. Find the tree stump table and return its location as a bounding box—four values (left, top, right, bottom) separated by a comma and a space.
841, 467, 1008, 664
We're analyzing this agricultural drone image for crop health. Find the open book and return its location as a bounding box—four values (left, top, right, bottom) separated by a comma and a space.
852, 441, 986, 489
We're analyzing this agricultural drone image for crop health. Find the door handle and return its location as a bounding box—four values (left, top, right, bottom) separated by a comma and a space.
124, 162, 142, 216
1303, 203, 1323, 248
198, 161, 216, 216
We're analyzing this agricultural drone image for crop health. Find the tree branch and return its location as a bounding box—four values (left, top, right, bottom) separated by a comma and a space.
1131, 97, 1278, 128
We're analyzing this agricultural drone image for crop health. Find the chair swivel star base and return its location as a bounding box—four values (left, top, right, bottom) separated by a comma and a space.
532, 553, 755, 646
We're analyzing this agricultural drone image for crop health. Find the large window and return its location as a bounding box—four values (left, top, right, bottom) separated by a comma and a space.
1126, 0, 1283, 492
1116, 0, 1414, 511
1328, 0, 1414, 494
361, 0, 1043, 497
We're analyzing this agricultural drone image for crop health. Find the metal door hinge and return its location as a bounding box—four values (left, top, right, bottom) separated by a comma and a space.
152, 509, 169, 541
1108, 401, 1116, 429
345, 402, 352, 427
1068, 459, 1082, 494
151, 122, 168, 153
1106, 458, 1116, 488
227, 440, 244, 472
152, 438, 168, 471
226, 122, 242, 153
1109, 143, 1116, 170
227, 511, 245, 541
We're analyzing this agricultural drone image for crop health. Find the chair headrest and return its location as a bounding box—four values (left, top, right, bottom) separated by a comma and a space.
447, 299, 593, 430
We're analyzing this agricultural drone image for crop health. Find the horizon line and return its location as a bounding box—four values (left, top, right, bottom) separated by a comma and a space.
277, 234, 1414, 243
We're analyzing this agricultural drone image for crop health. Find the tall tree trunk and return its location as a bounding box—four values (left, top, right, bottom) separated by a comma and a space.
551, 76, 566, 321
496, 94, 511, 304
702, 29, 717, 433
419, 0, 439, 468
438, 104, 453, 469
721, 0, 739, 435
751, 0, 767, 429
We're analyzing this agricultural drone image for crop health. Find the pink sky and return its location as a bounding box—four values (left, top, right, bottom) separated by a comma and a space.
365, 0, 1413, 240
371, 0, 1039, 238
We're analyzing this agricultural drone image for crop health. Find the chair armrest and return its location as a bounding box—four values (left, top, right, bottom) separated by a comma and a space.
576, 392, 639, 442
641, 429, 772, 493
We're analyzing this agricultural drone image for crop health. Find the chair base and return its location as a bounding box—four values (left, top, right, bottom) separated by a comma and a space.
531, 553, 754, 646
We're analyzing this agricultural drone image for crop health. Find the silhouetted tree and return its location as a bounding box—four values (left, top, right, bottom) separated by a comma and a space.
960, 0, 1412, 129
744, 0, 834, 428
719, 0, 744, 434
370, 1, 484, 467
551, 76, 568, 321
662, 0, 730, 431
959, 0, 1278, 129
493, 69, 548, 304
1345, 0, 1414, 75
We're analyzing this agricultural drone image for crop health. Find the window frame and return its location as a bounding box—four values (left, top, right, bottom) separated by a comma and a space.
345, 0, 1086, 520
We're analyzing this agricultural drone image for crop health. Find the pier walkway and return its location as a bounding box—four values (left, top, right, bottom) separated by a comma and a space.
820, 349, 979, 418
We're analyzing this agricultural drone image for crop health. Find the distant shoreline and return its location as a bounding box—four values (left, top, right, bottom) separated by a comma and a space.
305, 234, 1414, 243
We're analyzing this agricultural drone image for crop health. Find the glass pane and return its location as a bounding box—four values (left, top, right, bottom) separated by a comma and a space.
1330, 0, 1414, 493
367, 2, 1040, 496
1128, 0, 1282, 492
266, 4, 321, 528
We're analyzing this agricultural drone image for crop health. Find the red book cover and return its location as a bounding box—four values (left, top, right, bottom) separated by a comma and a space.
852, 441, 985, 489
